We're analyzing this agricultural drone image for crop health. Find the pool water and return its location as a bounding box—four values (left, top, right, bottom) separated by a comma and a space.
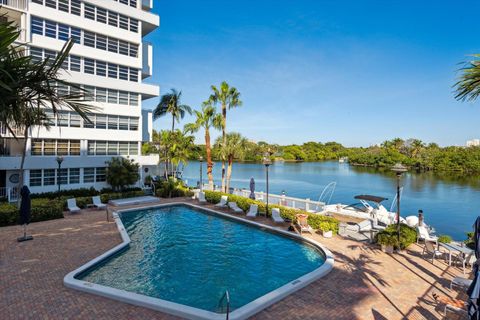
78, 205, 326, 312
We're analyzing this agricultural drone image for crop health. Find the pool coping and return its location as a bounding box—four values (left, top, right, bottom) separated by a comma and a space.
64, 202, 335, 320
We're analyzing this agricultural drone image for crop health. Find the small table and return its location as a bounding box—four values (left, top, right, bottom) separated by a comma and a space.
439, 242, 474, 266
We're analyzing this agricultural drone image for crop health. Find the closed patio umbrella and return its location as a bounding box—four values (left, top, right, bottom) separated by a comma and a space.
467, 216, 480, 319
17, 185, 33, 242
249, 178, 255, 200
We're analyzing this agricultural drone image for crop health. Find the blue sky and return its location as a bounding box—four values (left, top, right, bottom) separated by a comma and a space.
143, 0, 480, 147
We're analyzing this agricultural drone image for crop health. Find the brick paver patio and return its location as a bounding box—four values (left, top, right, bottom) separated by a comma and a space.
0, 198, 468, 319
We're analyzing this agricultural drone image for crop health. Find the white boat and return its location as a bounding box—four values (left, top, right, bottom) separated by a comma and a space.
321, 194, 404, 225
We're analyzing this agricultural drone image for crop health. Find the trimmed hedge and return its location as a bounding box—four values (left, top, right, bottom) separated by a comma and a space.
204, 191, 339, 234
375, 223, 417, 250
30, 187, 142, 200
0, 198, 64, 227
154, 179, 194, 198
0, 190, 147, 227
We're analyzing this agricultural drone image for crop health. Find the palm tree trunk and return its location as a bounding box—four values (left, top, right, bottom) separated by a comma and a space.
205, 128, 214, 189
17, 126, 29, 205
221, 105, 227, 193
226, 155, 233, 193
172, 115, 175, 132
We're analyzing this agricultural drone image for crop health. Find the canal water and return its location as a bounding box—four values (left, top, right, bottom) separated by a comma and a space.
181, 160, 480, 240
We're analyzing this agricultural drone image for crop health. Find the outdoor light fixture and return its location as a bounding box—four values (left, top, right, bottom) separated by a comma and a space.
199, 156, 203, 191
56, 156, 64, 194
263, 152, 272, 217
391, 163, 407, 244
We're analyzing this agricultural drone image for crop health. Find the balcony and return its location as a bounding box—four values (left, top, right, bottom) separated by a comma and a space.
142, 42, 153, 79
0, 0, 28, 11
142, 0, 153, 11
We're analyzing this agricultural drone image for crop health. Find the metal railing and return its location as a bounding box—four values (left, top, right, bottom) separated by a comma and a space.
0, 187, 19, 202
0, 0, 28, 11
218, 290, 230, 320
203, 184, 325, 212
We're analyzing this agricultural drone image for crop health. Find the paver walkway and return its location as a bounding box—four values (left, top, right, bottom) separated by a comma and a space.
0, 198, 468, 319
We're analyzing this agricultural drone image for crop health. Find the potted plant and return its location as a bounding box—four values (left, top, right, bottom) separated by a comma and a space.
376, 232, 397, 254
318, 221, 333, 238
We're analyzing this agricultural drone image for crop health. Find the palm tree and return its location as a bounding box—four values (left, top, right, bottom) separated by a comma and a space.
156, 129, 195, 181
454, 55, 480, 102
209, 82, 242, 192
184, 101, 222, 188
153, 89, 192, 131
214, 132, 248, 192
0, 21, 92, 192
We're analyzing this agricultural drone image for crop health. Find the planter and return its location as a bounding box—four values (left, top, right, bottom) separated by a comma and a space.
381, 245, 394, 254
322, 230, 333, 238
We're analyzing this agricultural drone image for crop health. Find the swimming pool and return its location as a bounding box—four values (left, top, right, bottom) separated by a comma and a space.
64, 203, 334, 320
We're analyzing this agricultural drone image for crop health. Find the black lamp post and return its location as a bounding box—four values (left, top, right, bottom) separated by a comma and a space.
391, 163, 407, 243
56, 156, 64, 194
263, 152, 272, 217
199, 156, 203, 191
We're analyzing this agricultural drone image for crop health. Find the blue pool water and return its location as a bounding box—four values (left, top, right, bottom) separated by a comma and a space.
78, 205, 326, 312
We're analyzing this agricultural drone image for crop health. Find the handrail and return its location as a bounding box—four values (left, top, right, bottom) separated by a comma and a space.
218, 290, 230, 320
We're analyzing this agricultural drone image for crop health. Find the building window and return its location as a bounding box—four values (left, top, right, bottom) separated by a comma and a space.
130, 118, 138, 131
119, 117, 129, 131
43, 169, 56, 186
69, 168, 80, 184
129, 93, 139, 106
96, 35, 107, 51
29, 170, 42, 187
70, 140, 80, 155
57, 168, 68, 185
96, 168, 106, 182
57, 140, 68, 155
84, 168, 95, 183
31, 140, 43, 156
108, 90, 118, 104
44, 140, 56, 155
107, 141, 118, 155
108, 11, 118, 27
96, 141, 107, 155
71, 27, 81, 43
58, 0, 68, 13
108, 115, 118, 130
108, 38, 118, 53
84, 3, 95, 20
96, 61, 107, 77
97, 8, 107, 24
96, 115, 107, 129
119, 91, 129, 105
70, 113, 81, 128
44, 19, 57, 38
45, 0, 56, 9
129, 142, 138, 155
84, 58, 95, 74
130, 19, 138, 33
108, 63, 118, 79
119, 142, 129, 155
70, 55, 81, 72
70, 0, 81, 15
84, 31, 95, 48
31, 16, 44, 35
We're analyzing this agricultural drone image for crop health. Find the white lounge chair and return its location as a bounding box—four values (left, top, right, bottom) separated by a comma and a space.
67, 198, 81, 213
215, 195, 228, 208
296, 214, 313, 234
228, 202, 243, 213
198, 191, 207, 203
246, 204, 258, 217
271, 208, 284, 223
417, 225, 438, 244
92, 196, 106, 209
422, 241, 444, 263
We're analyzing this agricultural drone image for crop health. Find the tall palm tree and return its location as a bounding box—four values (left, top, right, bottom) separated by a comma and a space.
153, 89, 192, 131
184, 101, 222, 188
214, 132, 248, 193
209, 81, 242, 192
0, 21, 92, 192
454, 55, 480, 102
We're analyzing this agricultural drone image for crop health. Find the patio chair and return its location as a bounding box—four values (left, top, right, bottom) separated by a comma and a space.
347, 219, 373, 233
271, 208, 284, 223
296, 214, 313, 234
422, 241, 444, 263
92, 196, 106, 209
246, 204, 258, 217
453, 251, 476, 275
67, 198, 81, 213
198, 191, 207, 203
450, 276, 473, 290
228, 202, 243, 213
417, 225, 438, 244
215, 195, 228, 208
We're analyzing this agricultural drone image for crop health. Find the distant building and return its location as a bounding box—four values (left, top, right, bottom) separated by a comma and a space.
467, 139, 480, 147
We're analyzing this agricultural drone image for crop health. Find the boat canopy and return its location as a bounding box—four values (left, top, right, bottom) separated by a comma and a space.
354, 195, 388, 203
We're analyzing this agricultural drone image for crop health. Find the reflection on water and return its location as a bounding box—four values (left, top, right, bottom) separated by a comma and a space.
180, 161, 480, 240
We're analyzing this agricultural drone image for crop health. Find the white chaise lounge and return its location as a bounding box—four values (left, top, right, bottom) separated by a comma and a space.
228, 202, 243, 213
198, 191, 207, 203
417, 225, 438, 244
92, 196, 107, 209
271, 208, 284, 223
246, 204, 258, 217
67, 198, 81, 213
296, 214, 314, 234
215, 195, 228, 208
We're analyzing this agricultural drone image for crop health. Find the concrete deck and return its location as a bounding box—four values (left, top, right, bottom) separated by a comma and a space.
0, 198, 468, 319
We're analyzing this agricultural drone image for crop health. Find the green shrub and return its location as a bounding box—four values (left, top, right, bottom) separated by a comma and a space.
203, 191, 339, 232
375, 223, 417, 250
31, 187, 99, 199
465, 232, 475, 249
155, 179, 193, 198
0, 199, 64, 227
438, 234, 452, 244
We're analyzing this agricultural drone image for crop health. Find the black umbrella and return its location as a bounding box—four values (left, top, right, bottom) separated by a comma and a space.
17, 186, 33, 242
468, 216, 480, 319
249, 178, 256, 200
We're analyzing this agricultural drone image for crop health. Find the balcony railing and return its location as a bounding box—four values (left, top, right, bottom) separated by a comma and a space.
0, 0, 28, 11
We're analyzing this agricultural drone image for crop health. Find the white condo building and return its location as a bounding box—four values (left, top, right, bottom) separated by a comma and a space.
0, 0, 160, 199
